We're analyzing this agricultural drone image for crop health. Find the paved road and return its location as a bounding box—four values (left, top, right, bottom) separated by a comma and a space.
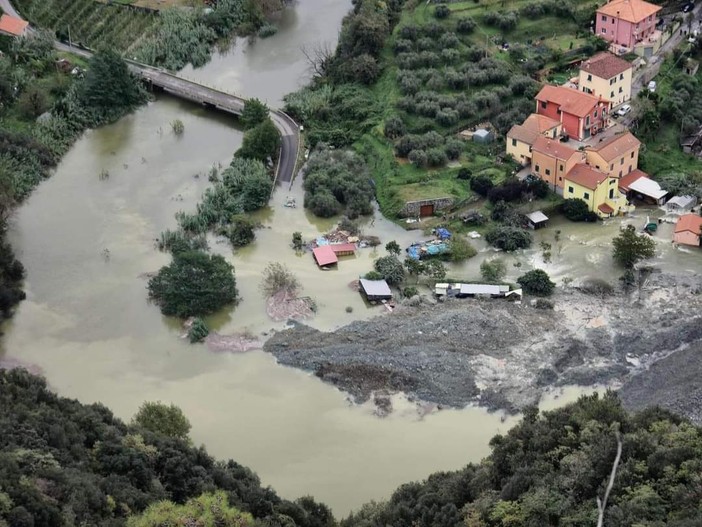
0, 0, 22, 18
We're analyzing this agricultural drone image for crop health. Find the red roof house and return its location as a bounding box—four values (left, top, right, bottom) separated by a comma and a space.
673, 214, 702, 247
329, 243, 356, 256
535, 85, 611, 141
596, 0, 662, 49
312, 245, 338, 267
0, 14, 29, 37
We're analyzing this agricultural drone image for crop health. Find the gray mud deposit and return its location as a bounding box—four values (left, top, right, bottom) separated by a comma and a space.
265, 273, 702, 417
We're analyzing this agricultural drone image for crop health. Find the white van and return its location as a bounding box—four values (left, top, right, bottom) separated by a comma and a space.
648, 80, 657, 92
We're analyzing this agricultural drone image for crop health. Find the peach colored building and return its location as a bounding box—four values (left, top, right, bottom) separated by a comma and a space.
530, 136, 584, 192
506, 113, 561, 166
673, 214, 702, 247
0, 14, 29, 37
535, 85, 611, 140
596, 0, 662, 50
579, 52, 633, 105
585, 131, 641, 179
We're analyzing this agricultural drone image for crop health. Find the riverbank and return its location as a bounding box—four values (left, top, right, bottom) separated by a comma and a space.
264, 271, 702, 418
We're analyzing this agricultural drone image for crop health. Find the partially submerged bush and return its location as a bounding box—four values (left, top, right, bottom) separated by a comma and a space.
188, 318, 210, 343
480, 259, 507, 283
227, 215, 256, 247
580, 277, 614, 297
373, 255, 406, 285
485, 226, 532, 251
260, 262, 300, 297
448, 236, 477, 262
518, 269, 555, 296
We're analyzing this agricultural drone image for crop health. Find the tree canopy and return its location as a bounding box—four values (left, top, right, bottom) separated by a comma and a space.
612, 225, 656, 269
517, 269, 555, 296
148, 250, 238, 318
236, 118, 281, 161
240, 98, 269, 129
132, 402, 192, 440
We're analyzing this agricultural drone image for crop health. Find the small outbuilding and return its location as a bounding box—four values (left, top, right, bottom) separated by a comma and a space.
312, 245, 338, 267
684, 58, 700, 77
666, 195, 697, 214
673, 214, 702, 247
619, 170, 667, 205
526, 210, 549, 229
0, 14, 29, 37
472, 128, 494, 144
330, 243, 356, 256
458, 284, 509, 298
359, 279, 392, 301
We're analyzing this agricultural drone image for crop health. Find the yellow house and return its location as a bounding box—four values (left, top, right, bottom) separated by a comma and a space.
579, 52, 633, 106
531, 136, 584, 192
563, 163, 626, 218
585, 131, 641, 179
506, 113, 561, 166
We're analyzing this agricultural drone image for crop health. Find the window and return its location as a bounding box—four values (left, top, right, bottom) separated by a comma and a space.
648, 15, 652, 22
541, 101, 547, 109
619, 170, 622, 177
620, 158, 624, 165
609, 188, 615, 199
559, 164, 564, 172
610, 164, 614, 171
602, 15, 607, 21
535, 164, 540, 172
587, 74, 592, 81
619, 87, 623, 93
610, 91, 615, 98
595, 110, 598, 118
568, 186, 574, 194
559, 176, 563, 181
545, 168, 551, 176
601, 28, 606, 34
610, 78, 614, 85
628, 166, 632, 173
583, 192, 590, 199
620, 73, 624, 80
609, 179, 615, 185
630, 151, 634, 158
586, 115, 590, 126
512, 138, 517, 146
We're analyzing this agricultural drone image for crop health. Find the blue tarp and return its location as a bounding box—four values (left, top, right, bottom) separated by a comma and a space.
316, 237, 329, 246
407, 242, 449, 260
435, 228, 451, 240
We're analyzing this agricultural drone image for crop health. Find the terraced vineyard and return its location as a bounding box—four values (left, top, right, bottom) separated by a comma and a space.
14, 0, 158, 53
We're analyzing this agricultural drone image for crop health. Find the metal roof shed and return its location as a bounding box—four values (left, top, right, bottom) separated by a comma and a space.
472, 129, 493, 144
526, 211, 549, 229
359, 279, 392, 301
312, 245, 338, 267
459, 284, 503, 296
628, 177, 667, 204
666, 195, 697, 212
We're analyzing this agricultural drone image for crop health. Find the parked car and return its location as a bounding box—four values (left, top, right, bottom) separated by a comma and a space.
648, 80, 657, 92
617, 104, 632, 116
683, 2, 694, 13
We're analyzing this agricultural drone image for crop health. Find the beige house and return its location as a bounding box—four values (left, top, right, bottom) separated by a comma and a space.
579, 52, 633, 106
506, 113, 561, 166
531, 136, 585, 192
673, 214, 702, 247
585, 131, 641, 179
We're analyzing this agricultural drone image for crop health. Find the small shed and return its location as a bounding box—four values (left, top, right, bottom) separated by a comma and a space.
526, 211, 549, 229
312, 245, 338, 267
458, 284, 504, 297
684, 58, 700, 76
0, 14, 29, 37
330, 243, 356, 256
473, 128, 494, 144
666, 195, 697, 213
359, 279, 392, 301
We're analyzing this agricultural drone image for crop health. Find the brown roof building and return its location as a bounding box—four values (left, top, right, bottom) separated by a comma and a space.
0, 14, 29, 37
564, 164, 609, 190
597, 0, 662, 24
580, 52, 632, 79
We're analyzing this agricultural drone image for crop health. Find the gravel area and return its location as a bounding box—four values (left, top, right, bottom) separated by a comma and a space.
264, 272, 702, 415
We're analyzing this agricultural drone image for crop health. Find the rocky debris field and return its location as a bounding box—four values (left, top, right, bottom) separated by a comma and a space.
264, 272, 702, 416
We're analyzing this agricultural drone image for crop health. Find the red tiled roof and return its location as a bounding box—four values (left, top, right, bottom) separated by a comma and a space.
312, 245, 338, 266
674, 214, 702, 235
0, 14, 29, 36
531, 136, 580, 161
536, 85, 605, 118
507, 124, 539, 145
598, 203, 615, 214
587, 131, 641, 162
580, 52, 632, 80
618, 168, 647, 191
330, 243, 356, 254
522, 113, 561, 133
597, 0, 662, 24
565, 163, 609, 190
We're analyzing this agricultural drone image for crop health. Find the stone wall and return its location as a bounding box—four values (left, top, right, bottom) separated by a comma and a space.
400, 197, 454, 218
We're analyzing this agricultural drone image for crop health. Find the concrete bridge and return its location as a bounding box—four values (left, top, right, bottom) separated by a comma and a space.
53, 42, 301, 185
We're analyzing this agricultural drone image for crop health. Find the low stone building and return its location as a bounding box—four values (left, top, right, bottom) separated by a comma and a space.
400, 197, 454, 218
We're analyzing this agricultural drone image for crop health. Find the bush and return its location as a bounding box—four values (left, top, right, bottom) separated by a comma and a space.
426, 148, 448, 167
188, 317, 210, 343
384, 116, 406, 139
408, 149, 428, 167
236, 118, 281, 161
560, 198, 595, 222
364, 270, 383, 280
612, 224, 656, 269
374, 255, 406, 285
434, 5, 451, 19
385, 240, 401, 256
240, 98, 269, 129
292, 232, 303, 250
470, 174, 495, 196
480, 259, 507, 282
580, 278, 614, 297
448, 236, 477, 262
518, 269, 555, 296
148, 251, 238, 318
171, 119, 185, 135
456, 17, 476, 34
132, 401, 191, 439
485, 226, 532, 251
403, 286, 419, 298
260, 262, 300, 297
444, 139, 464, 160
228, 214, 256, 247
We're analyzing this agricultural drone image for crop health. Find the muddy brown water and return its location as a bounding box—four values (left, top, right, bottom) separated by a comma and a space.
2, 0, 698, 516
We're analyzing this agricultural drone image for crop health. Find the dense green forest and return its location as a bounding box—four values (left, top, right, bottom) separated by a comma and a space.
0, 369, 334, 527
343, 392, 702, 527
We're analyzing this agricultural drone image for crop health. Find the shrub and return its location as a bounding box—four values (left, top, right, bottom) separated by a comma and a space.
227, 215, 256, 247
434, 5, 451, 19
403, 286, 419, 298
426, 148, 448, 167
292, 232, 303, 250
580, 278, 615, 297
338, 216, 361, 235
384, 116, 406, 139
560, 198, 593, 222
132, 401, 191, 439
385, 240, 401, 256
374, 255, 406, 285
436, 108, 459, 127
488, 179, 525, 203
396, 134, 424, 157
236, 118, 281, 161
148, 251, 238, 318
448, 236, 477, 262
364, 270, 383, 280
260, 262, 300, 297
171, 119, 185, 136
518, 269, 555, 296
445, 139, 464, 160
240, 98, 269, 129
480, 259, 507, 282
470, 174, 495, 196
456, 17, 476, 34
188, 318, 210, 343
485, 226, 532, 251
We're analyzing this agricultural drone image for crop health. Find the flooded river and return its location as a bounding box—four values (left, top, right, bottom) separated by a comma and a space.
2, 0, 691, 517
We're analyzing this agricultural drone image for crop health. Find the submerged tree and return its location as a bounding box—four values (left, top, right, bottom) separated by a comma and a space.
612, 225, 656, 269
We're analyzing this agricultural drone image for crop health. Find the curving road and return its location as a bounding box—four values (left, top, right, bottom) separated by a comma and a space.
7, 2, 300, 185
